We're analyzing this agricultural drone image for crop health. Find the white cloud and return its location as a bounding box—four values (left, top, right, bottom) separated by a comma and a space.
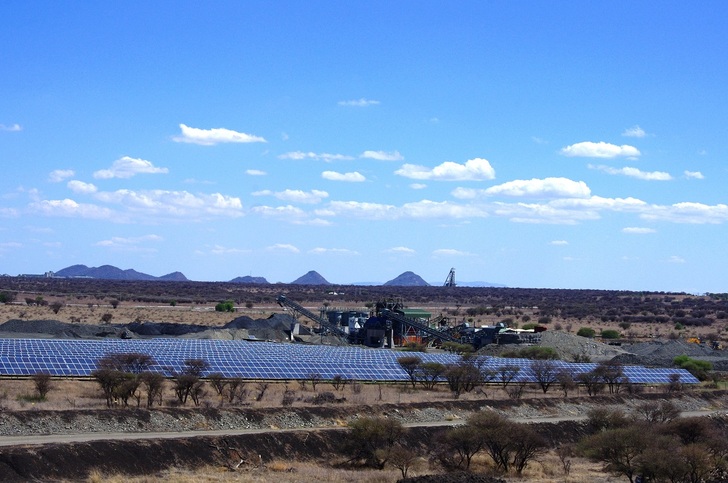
254, 189, 328, 204
484, 177, 591, 198
266, 243, 300, 253
338, 98, 380, 107
531, 136, 548, 144
395, 157, 495, 181
95, 234, 163, 252
250, 204, 307, 221
360, 150, 403, 161
550, 240, 569, 245
667, 255, 686, 264
589, 164, 672, 181
492, 202, 600, 225
640, 202, 728, 224
0, 207, 19, 218
309, 247, 360, 255
246, 169, 267, 176
560, 141, 641, 158
93, 156, 169, 179
0, 123, 22, 132
321, 171, 366, 182
48, 169, 75, 183
384, 246, 416, 255
622, 227, 656, 234
67, 180, 98, 194
209, 244, 251, 255
318, 199, 488, 221
317, 201, 396, 220
94, 189, 243, 218
278, 151, 354, 162
684, 170, 704, 180
432, 248, 472, 257
622, 125, 646, 138
410, 183, 427, 190
29, 199, 115, 220
173, 124, 266, 145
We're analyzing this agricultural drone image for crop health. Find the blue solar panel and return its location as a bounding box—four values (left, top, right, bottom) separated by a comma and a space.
0, 338, 700, 384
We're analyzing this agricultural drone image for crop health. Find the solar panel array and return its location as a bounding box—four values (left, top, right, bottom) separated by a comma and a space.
0, 338, 699, 384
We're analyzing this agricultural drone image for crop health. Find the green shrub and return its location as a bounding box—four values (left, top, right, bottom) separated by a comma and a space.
600, 329, 620, 339
576, 327, 596, 338
673, 355, 713, 381
214, 300, 235, 312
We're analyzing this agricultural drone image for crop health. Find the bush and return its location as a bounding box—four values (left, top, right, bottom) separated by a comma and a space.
214, 300, 235, 312
576, 327, 596, 338
600, 329, 620, 339
673, 355, 712, 381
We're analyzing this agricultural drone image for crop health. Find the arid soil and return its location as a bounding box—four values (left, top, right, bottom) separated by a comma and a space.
0, 392, 726, 481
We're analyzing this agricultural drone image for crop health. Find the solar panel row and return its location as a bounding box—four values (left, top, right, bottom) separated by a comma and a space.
0, 338, 699, 384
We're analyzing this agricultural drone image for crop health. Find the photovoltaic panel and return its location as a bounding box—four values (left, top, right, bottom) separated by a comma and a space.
0, 338, 700, 384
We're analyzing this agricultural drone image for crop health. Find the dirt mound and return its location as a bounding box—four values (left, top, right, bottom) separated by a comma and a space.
0, 319, 125, 339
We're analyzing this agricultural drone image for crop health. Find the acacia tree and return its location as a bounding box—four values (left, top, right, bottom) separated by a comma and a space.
530, 359, 558, 394
173, 358, 209, 406
397, 356, 422, 389
347, 416, 405, 469
32, 372, 53, 399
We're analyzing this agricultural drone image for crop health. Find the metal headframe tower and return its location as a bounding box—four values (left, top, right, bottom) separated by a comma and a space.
444, 268, 456, 287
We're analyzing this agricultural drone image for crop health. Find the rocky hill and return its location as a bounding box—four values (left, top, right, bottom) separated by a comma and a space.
291, 270, 330, 285
55, 265, 188, 281
384, 271, 430, 286
229, 276, 269, 284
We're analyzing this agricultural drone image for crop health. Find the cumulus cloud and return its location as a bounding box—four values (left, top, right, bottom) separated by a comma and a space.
395, 157, 495, 181
278, 151, 354, 162
483, 177, 591, 198
492, 202, 601, 225
622, 125, 647, 138
640, 202, 728, 224
209, 244, 251, 255
48, 169, 75, 183
29, 199, 115, 220
67, 180, 98, 194
410, 183, 427, 190
337, 98, 380, 107
0, 208, 19, 218
360, 150, 403, 161
250, 204, 307, 220
560, 141, 640, 158
318, 200, 488, 221
0, 123, 22, 132
384, 246, 416, 255
173, 124, 266, 145
95, 234, 163, 252
253, 189, 328, 204
246, 169, 267, 176
550, 240, 569, 245
684, 170, 704, 180
667, 255, 686, 264
622, 227, 656, 234
321, 171, 366, 182
93, 156, 169, 179
266, 243, 300, 253
589, 164, 672, 181
93, 189, 243, 218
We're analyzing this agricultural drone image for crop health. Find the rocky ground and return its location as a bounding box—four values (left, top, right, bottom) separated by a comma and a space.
0, 391, 725, 439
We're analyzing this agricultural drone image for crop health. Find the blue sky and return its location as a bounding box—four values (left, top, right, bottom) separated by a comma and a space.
1, 2, 727, 292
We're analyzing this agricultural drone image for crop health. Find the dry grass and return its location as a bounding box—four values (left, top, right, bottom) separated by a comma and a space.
82, 463, 401, 483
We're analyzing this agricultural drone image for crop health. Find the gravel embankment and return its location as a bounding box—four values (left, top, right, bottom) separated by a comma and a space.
0, 393, 725, 438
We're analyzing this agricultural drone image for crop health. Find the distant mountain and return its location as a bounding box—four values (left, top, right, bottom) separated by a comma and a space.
291, 270, 330, 285
230, 275, 269, 284
159, 271, 189, 282
55, 264, 188, 281
458, 281, 507, 288
384, 271, 430, 287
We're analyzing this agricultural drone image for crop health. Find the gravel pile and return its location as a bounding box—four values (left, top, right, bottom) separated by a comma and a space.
621, 339, 728, 370
537, 331, 628, 361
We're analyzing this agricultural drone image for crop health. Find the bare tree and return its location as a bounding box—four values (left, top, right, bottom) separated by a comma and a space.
32, 373, 53, 399
530, 359, 558, 394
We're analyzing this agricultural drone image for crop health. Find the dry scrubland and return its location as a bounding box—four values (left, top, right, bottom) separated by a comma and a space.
1, 280, 728, 482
